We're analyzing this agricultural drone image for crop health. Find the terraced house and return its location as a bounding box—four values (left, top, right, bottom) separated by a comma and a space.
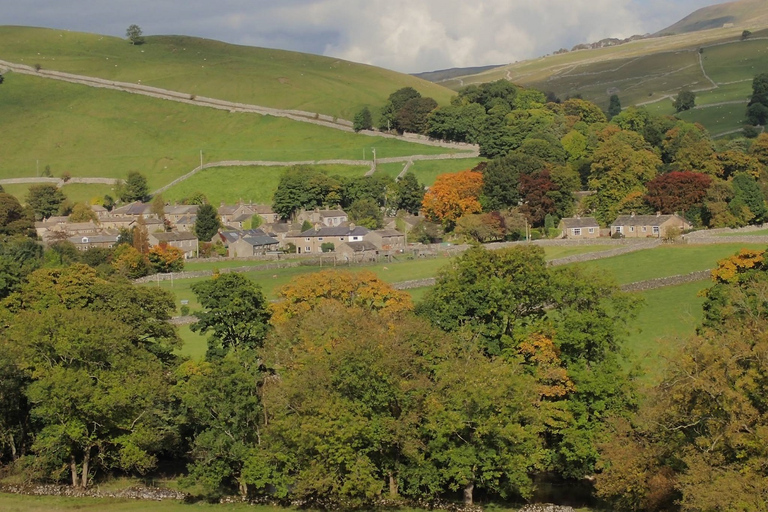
611, 213, 691, 238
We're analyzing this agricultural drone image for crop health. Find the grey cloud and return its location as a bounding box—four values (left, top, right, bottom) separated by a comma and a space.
3, 0, 728, 73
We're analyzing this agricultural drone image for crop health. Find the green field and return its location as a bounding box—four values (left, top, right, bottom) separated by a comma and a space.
0, 493, 286, 512
0, 74, 460, 189
162, 164, 370, 205
372, 157, 485, 185
573, 243, 765, 284
717, 228, 768, 236
1, 182, 117, 205
626, 280, 709, 382
0, 26, 454, 120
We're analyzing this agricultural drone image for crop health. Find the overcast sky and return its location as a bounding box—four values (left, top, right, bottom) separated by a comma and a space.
5, 0, 728, 73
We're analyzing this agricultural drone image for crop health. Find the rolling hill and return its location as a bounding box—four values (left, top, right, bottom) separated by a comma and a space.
0, 26, 477, 203
429, 0, 768, 137
0, 26, 455, 120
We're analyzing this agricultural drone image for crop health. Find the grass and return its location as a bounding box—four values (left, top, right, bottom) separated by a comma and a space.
0, 73, 463, 190
678, 103, 749, 135
573, 243, 766, 284
407, 158, 486, 186
0, 26, 454, 120
701, 39, 768, 84
1, 182, 118, 205
162, 164, 370, 205
626, 280, 709, 382
0, 493, 285, 512
717, 228, 768, 236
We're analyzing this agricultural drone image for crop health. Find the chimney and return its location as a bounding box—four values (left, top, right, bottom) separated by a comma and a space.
656, 211, 661, 217
630, 211, 635, 218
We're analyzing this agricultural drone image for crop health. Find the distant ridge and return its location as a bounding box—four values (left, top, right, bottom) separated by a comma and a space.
413, 65, 504, 83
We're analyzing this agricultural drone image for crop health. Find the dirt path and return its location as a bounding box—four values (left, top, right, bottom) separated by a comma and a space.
0, 59, 478, 152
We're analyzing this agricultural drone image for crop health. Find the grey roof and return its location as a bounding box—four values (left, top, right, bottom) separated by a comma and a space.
374, 229, 404, 238
317, 209, 347, 218
164, 205, 199, 215
299, 225, 369, 237
175, 215, 197, 224
343, 241, 378, 252
252, 204, 276, 214
241, 235, 279, 247
112, 202, 151, 216
559, 217, 600, 229
232, 213, 252, 222
68, 234, 119, 245
612, 214, 683, 227
151, 231, 198, 242
220, 229, 267, 244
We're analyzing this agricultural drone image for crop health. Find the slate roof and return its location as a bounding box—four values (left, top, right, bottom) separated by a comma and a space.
241, 235, 279, 247
219, 229, 267, 244
112, 202, 151, 216
343, 241, 378, 252
151, 232, 198, 242
164, 205, 199, 216
559, 217, 600, 229
374, 229, 404, 238
317, 209, 347, 218
299, 226, 369, 237
68, 234, 119, 245
611, 214, 683, 227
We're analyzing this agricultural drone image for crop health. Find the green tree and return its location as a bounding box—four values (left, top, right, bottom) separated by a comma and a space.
352, 106, 373, 132
378, 87, 421, 131
175, 349, 264, 498
9, 307, 172, 488
348, 198, 383, 229
673, 89, 696, 113
272, 166, 341, 219
607, 94, 622, 119
395, 172, 425, 215
395, 97, 438, 134
125, 24, 144, 45
190, 273, 271, 360
26, 184, 66, 221
68, 203, 97, 223
0, 194, 34, 237
749, 72, 768, 110
194, 203, 221, 242
118, 171, 149, 203
731, 172, 767, 223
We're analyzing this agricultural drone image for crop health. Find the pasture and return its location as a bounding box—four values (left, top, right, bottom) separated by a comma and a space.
0, 26, 454, 120
0, 74, 459, 189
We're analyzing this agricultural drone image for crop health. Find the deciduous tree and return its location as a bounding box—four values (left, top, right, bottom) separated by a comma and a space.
422, 169, 483, 226
26, 184, 65, 221
644, 171, 711, 214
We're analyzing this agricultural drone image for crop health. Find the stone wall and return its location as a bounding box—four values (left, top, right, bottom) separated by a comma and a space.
621, 270, 711, 292
0, 483, 186, 501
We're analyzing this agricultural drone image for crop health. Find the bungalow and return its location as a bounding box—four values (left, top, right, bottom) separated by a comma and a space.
288, 225, 369, 254
228, 235, 280, 257
337, 241, 379, 262
558, 216, 600, 239
368, 229, 407, 251
148, 231, 199, 258
611, 213, 691, 238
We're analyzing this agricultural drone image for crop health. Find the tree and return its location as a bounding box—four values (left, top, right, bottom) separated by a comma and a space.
125, 24, 144, 45
194, 203, 221, 242
742, 29, 752, 40
481, 153, 544, 211
378, 87, 421, 131
395, 97, 438, 134
673, 89, 696, 112
9, 307, 172, 489
150, 193, 166, 220
0, 74, 4, 86
454, 212, 505, 242
270, 269, 412, 324
746, 102, 768, 126
132, 216, 150, 254
644, 171, 712, 215
272, 166, 341, 219
731, 172, 767, 223
421, 169, 483, 226
748, 72, 768, 110
175, 349, 265, 498
352, 106, 373, 132
118, 171, 149, 203
607, 94, 622, 119
394, 172, 424, 215
347, 198, 382, 229
147, 244, 184, 273
518, 169, 560, 227
111, 244, 151, 279
68, 203, 98, 223
26, 184, 66, 221
0, 194, 34, 237
190, 273, 271, 360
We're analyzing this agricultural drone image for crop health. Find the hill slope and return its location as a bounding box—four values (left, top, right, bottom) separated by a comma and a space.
0, 26, 455, 120
658, 0, 768, 35
437, 2, 768, 137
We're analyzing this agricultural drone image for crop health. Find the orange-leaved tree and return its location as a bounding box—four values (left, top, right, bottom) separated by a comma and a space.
270, 269, 413, 324
421, 169, 483, 226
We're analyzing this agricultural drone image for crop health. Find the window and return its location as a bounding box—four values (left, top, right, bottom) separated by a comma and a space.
305, 237, 310, 241
572, 228, 581, 236
653, 226, 660, 235
630, 226, 635, 232
305, 247, 311, 252
352, 236, 361, 241
318, 237, 323, 241
588, 227, 595, 234
615, 226, 623, 234
340, 237, 345, 241
642, 226, 647, 232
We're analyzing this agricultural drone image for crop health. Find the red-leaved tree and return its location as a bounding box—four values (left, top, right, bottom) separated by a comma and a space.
644, 171, 712, 214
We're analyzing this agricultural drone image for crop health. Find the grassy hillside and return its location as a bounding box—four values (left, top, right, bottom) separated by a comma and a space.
435, 1, 768, 136
0, 26, 455, 120
0, 72, 458, 192
659, 0, 768, 35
